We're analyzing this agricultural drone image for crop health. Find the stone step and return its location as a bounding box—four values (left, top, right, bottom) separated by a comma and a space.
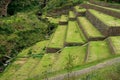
65, 21, 86, 46
81, 2, 120, 18
77, 17, 105, 41
86, 9, 120, 36
46, 25, 67, 53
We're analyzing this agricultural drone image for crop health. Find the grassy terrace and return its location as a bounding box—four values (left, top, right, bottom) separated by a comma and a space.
89, 9, 120, 26
78, 17, 104, 38
74, 6, 86, 12
29, 54, 56, 78
52, 46, 87, 71
65, 21, 86, 43
69, 11, 76, 19
88, 2, 120, 13
17, 41, 48, 58
0, 58, 28, 80
109, 36, 120, 54
87, 41, 112, 62
47, 25, 67, 48
9, 58, 41, 80
59, 15, 68, 22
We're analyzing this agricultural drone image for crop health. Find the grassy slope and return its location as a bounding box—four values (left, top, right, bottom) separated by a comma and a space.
52, 46, 87, 71
48, 25, 67, 48
0, 58, 28, 80
17, 40, 48, 58
89, 9, 120, 26
109, 36, 120, 54
0, 40, 48, 80
87, 41, 112, 62
78, 17, 104, 38
77, 63, 120, 80
66, 21, 86, 43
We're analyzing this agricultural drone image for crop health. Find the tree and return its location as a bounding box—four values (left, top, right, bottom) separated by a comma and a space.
65, 53, 74, 80
0, 0, 11, 17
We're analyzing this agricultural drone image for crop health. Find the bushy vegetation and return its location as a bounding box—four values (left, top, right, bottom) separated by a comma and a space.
43, 0, 87, 12
7, 0, 40, 15
0, 7, 50, 59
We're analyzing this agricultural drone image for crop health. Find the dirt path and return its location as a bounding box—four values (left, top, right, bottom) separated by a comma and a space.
48, 57, 120, 80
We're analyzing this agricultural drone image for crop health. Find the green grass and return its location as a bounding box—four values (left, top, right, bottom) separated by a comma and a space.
78, 17, 104, 38
74, 6, 86, 12
8, 58, 41, 80
17, 40, 48, 58
69, 11, 76, 18
89, 9, 120, 26
52, 46, 87, 71
77, 63, 120, 80
109, 36, 120, 54
29, 54, 56, 78
47, 16, 60, 24
66, 21, 86, 43
59, 15, 68, 22
0, 58, 28, 80
87, 41, 112, 62
48, 25, 67, 48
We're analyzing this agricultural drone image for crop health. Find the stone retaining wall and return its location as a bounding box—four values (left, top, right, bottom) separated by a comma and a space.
64, 42, 83, 46
59, 22, 68, 25
89, 0, 120, 9
85, 43, 90, 62
86, 10, 109, 36
86, 10, 120, 36
81, 3, 120, 18
46, 47, 61, 53
73, 7, 86, 17
107, 38, 116, 54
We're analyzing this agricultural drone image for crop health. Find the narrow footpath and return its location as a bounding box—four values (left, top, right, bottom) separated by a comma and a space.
48, 57, 120, 80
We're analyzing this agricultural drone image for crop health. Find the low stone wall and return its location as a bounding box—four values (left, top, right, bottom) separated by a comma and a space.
69, 17, 76, 21
59, 21, 68, 25
86, 10, 110, 36
89, 0, 120, 9
73, 7, 86, 17
107, 38, 116, 54
46, 47, 61, 53
64, 42, 84, 46
81, 3, 120, 18
85, 43, 90, 62
109, 27, 120, 36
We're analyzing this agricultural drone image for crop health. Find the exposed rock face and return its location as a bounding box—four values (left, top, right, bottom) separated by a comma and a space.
0, 0, 11, 17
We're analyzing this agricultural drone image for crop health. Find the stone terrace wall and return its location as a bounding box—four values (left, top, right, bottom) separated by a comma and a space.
89, 0, 120, 9
107, 38, 116, 54
46, 47, 61, 53
86, 10, 109, 36
81, 3, 120, 18
86, 10, 120, 36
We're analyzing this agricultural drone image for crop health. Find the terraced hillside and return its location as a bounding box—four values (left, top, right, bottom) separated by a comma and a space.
0, 1, 120, 80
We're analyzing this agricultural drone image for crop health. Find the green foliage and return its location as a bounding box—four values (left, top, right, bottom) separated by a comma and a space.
43, 0, 86, 12
0, 8, 50, 59
8, 0, 40, 15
